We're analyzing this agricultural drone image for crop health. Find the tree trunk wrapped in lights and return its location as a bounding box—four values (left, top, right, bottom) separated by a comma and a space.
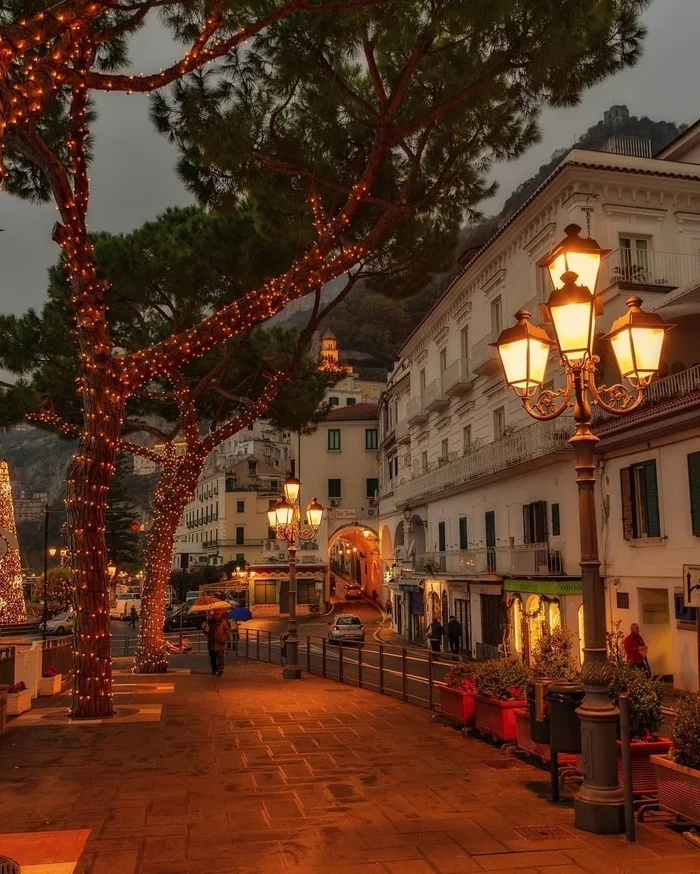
0, 461, 26, 625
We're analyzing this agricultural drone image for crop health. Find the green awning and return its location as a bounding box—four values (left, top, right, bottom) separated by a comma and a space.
503, 579, 583, 596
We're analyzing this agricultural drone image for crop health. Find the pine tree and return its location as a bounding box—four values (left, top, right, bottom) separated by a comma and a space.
105, 454, 142, 572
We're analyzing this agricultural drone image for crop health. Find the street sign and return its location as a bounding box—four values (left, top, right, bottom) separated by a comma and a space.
683, 564, 700, 608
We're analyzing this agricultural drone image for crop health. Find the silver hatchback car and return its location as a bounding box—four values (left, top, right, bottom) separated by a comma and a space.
328, 614, 365, 645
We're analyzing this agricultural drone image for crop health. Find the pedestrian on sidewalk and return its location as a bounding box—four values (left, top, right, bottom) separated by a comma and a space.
128, 606, 138, 629
426, 617, 445, 656
446, 615, 462, 656
624, 622, 651, 676
203, 609, 231, 676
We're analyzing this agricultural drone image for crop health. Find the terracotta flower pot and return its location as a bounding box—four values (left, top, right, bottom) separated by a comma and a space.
652, 755, 700, 824
438, 686, 476, 725
39, 674, 62, 697
474, 694, 524, 742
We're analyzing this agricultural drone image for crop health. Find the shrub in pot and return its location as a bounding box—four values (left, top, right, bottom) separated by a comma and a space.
474, 659, 528, 742
39, 665, 63, 697
439, 662, 476, 726
528, 627, 579, 743
7, 681, 31, 716
652, 693, 700, 823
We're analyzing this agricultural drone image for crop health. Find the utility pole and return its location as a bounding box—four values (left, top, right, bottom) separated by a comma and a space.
42, 504, 49, 642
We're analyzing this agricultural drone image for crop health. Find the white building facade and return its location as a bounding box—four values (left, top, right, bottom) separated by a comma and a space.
378, 134, 700, 687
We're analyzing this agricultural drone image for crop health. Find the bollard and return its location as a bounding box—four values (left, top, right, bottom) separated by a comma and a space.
619, 693, 636, 843
322, 638, 327, 677
339, 643, 344, 683
402, 648, 408, 702
307, 637, 311, 673
428, 650, 434, 711
358, 645, 363, 689
268, 631, 272, 663
550, 748, 559, 803
379, 644, 384, 694
244, 630, 249, 660
256, 630, 260, 661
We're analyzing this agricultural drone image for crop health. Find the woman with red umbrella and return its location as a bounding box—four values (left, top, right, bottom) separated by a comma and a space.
190, 596, 232, 676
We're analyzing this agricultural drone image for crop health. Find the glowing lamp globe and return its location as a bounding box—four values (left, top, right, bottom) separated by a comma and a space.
546, 272, 596, 366
492, 310, 553, 397
283, 475, 300, 504
306, 498, 323, 532
274, 498, 295, 528
267, 503, 279, 528
48, 547, 57, 557
539, 224, 609, 295
605, 296, 672, 387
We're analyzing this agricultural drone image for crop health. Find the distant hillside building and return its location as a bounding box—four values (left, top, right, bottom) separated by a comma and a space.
319, 329, 385, 406
603, 104, 629, 127
12, 489, 48, 523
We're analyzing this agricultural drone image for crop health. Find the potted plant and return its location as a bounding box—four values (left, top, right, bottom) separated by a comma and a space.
439, 662, 476, 726
39, 665, 63, 697
652, 693, 700, 823
526, 626, 579, 744
7, 681, 31, 715
474, 658, 528, 742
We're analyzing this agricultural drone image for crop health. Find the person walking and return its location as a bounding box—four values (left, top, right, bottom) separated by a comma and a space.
203, 609, 231, 676
426, 617, 445, 655
624, 622, 650, 675
446, 615, 462, 656
128, 605, 138, 629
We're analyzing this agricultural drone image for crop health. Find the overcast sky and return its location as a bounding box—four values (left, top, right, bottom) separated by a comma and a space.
1, 0, 699, 318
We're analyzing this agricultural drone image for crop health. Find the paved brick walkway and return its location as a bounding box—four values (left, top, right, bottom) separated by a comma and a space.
0, 658, 699, 874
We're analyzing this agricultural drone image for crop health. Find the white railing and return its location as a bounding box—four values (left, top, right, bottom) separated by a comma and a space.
593, 364, 700, 434
406, 395, 427, 424
414, 544, 564, 577
471, 332, 499, 373
393, 419, 572, 505
601, 249, 700, 291
424, 378, 448, 411
395, 418, 409, 443
443, 359, 473, 395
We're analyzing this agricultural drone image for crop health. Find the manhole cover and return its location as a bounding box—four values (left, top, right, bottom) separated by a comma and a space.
0, 855, 20, 874
513, 825, 571, 841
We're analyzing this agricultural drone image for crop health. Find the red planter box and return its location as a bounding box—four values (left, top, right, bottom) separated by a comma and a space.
474, 694, 524, 742
438, 686, 476, 725
573, 738, 671, 795
514, 710, 577, 765
652, 754, 700, 824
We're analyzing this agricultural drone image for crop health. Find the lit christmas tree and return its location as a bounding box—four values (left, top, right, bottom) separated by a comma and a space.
0, 461, 26, 624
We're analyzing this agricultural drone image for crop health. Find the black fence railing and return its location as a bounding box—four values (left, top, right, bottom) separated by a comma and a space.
0, 646, 14, 685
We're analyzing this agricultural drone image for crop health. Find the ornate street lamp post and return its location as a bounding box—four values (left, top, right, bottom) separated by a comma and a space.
492, 224, 672, 834
268, 476, 323, 680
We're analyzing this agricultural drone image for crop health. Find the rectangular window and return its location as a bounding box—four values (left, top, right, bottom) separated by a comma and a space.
421, 450, 428, 473
493, 406, 506, 439
620, 460, 660, 539
328, 396, 339, 406
458, 517, 468, 550
328, 479, 342, 498
619, 235, 651, 281
491, 296, 503, 337
365, 428, 378, 450
254, 580, 277, 605
463, 425, 472, 453
438, 521, 446, 552
461, 326, 469, 366
688, 452, 700, 536
297, 580, 320, 605
523, 501, 547, 544
366, 478, 379, 498
441, 438, 449, 460
248, 461, 257, 476
346, 397, 356, 406
551, 503, 561, 537
419, 368, 426, 393
235, 526, 245, 545
372, 388, 379, 399
439, 348, 447, 374
236, 500, 245, 514
328, 429, 341, 451
388, 457, 394, 481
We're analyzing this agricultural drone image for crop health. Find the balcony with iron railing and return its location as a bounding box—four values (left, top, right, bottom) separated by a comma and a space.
406, 395, 428, 426
600, 249, 700, 294
424, 378, 449, 413
203, 538, 265, 550
413, 543, 564, 577
593, 363, 700, 436
471, 332, 500, 375
393, 419, 571, 506
394, 418, 410, 444
443, 359, 474, 397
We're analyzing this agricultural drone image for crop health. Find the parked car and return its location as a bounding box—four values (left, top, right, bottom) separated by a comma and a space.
110, 593, 142, 620
344, 583, 362, 600
163, 607, 205, 633
41, 611, 75, 636
328, 614, 365, 645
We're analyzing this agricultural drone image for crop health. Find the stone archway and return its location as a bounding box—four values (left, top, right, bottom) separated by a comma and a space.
329, 524, 381, 597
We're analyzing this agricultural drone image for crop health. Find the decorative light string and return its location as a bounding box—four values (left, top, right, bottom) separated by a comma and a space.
0, 461, 27, 625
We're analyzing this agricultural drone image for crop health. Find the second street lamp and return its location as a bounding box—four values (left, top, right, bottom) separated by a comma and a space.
268, 478, 323, 680
493, 224, 672, 835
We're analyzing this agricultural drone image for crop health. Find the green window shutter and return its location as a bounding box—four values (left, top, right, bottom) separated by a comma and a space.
620, 467, 634, 541
533, 501, 547, 543
522, 503, 533, 544
643, 460, 660, 538
551, 503, 561, 537
688, 452, 700, 536
458, 517, 468, 550
438, 521, 446, 552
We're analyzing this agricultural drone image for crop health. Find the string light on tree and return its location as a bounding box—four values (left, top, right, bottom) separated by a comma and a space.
0, 461, 27, 625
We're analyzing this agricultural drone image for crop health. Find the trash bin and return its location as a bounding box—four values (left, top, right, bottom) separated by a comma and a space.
527, 678, 551, 744
546, 681, 584, 753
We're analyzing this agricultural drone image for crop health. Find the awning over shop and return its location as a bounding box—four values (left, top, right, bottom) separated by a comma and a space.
504, 579, 582, 596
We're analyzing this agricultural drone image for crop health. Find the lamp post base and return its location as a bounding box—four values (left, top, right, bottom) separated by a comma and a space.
282, 665, 302, 680
574, 795, 625, 834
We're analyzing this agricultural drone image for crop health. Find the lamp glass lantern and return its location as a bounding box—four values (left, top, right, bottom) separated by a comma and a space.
273, 498, 294, 528
605, 296, 673, 387
305, 498, 323, 532
546, 273, 596, 366
492, 309, 553, 397
283, 476, 300, 504
539, 223, 609, 295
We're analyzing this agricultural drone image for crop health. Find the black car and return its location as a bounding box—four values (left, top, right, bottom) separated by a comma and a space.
163, 607, 205, 632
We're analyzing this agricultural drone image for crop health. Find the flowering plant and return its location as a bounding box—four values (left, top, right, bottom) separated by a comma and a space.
42, 666, 58, 678
444, 661, 476, 692
9, 681, 26, 693
475, 659, 528, 701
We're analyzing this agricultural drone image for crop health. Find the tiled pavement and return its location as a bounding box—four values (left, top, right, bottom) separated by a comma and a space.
1, 658, 699, 874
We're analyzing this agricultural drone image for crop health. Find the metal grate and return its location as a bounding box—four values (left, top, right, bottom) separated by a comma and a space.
513, 825, 571, 841
0, 856, 20, 874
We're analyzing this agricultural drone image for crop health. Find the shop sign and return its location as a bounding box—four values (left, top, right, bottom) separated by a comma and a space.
683, 564, 700, 607
504, 579, 583, 596
469, 583, 503, 595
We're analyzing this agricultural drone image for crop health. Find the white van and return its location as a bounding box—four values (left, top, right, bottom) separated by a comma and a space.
110, 593, 142, 620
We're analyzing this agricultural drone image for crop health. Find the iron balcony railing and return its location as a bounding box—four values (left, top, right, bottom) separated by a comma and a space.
443, 359, 474, 396
601, 249, 700, 291
414, 543, 564, 577
471, 332, 500, 375
424, 378, 449, 412
406, 395, 428, 425
393, 419, 571, 505
202, 538, 265, 550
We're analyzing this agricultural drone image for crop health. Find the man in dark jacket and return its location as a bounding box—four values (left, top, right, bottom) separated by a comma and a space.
426, 618, 445, 655
446, 615, 462, 655
203, 609, 231, 676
